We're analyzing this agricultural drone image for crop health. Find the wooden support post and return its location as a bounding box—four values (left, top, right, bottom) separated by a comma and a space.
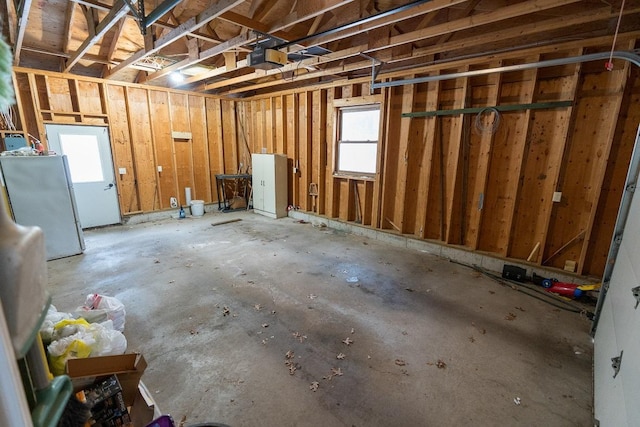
444, 70, 469, 244
415, 76, 440, 239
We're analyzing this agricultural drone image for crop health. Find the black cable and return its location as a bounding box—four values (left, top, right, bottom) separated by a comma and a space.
447, 259, 594, 318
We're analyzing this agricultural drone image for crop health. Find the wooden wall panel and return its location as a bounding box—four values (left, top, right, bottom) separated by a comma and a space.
45, 76, 73, 113
147, 90, 177, 209
477, 67, 537, 255
76, 81, 103, 116
189, 95, 212, 202
415, 78, 439, 239
464, 70, 501, 249
545, 68, 627, 271
284, 94, 297, 207
221, 100, 238, 173
125, 87, 156, 212
206, 98, 224, 202
298, 92, 312, 211
508, 70, 578, 261
104, 85, 136, 214
380, 85, 404, 232
169, 93, 193, 207
584, 68, 640, 275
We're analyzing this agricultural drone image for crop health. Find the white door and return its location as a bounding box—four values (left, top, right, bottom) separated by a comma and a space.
45, 124, 120, 228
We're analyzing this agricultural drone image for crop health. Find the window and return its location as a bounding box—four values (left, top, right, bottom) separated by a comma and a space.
59, 134, 105, 183
336, 105, 380, 175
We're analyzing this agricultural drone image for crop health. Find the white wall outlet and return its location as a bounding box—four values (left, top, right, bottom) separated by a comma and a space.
118, 167, 127, 175
157, 165, 163, 172
552, 191, 562, 202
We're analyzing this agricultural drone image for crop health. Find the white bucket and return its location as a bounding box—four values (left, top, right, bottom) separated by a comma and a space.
190, 200, 205, 216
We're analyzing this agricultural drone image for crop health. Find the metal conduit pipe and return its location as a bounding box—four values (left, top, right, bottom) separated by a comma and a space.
144, 0, 183, 28
369, 50, 640, 334
371, 50, 640, 89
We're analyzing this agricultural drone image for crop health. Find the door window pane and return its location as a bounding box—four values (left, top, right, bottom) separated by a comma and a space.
60, 134, 104, 183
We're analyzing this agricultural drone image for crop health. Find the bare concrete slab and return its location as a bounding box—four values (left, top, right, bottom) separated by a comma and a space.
47, 211, 593, 426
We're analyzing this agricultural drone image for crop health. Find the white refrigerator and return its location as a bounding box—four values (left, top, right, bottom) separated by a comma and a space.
0, 155, 85, 260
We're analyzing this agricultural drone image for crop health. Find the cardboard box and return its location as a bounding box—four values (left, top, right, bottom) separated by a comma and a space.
66, 353, 160, 427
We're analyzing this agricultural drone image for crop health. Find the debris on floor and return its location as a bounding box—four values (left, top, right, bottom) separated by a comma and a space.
505, 312, 517, 321
324, 367, 343, 380
254, 304, 262, 311
395, 359, 406, 366
222, 306, 230, 316
336, 353, 346, 360
342, 337, 353, 346
308, 294, 317, 300
346, 276, 359, 283
427, 359, 447, 369
284, 350, 299, 375
309, 382, 319, 392
350, 328, 355, 334
513, 397, 522, 405
261, 323, 269, 328
292, 332, 307, 342
211, 218, 242, 227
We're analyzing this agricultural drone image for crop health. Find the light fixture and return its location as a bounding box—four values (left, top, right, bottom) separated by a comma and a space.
169, 72, 184, 83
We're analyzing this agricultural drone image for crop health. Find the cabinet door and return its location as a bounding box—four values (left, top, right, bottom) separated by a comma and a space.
261, 156, 277, 214
252, 154, 265, 211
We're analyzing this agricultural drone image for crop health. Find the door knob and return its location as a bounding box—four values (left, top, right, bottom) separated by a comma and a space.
104, 183, 114, 190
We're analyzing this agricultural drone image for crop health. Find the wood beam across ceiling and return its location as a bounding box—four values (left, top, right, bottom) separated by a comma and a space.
64, 0, 130, 72
13, 0, 33, 65
69, 0, 225, 45
145, 0, 356, 84
215, 2, 628, 96
106, 0, 245, 78
62, 1, 78, 54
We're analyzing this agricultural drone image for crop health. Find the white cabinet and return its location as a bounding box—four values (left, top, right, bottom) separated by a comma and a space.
252, 153, 288, 218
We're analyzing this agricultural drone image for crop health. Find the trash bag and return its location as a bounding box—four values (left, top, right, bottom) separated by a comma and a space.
47, 318, 127, 375
40, 305, 72, 343
75, 294, 126, 332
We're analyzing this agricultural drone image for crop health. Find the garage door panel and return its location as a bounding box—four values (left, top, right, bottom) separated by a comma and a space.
594, 295, 628, 426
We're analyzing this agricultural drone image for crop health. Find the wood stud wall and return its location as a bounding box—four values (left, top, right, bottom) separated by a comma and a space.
13, 68, 244, 212
9, 36, 640, 278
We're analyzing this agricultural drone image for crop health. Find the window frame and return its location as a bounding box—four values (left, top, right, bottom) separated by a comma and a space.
334, 103, 381, 179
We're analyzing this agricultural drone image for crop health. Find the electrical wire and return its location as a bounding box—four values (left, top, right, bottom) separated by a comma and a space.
606, 0, 626, 70
448, 259, 595, 318
474, 107, 500, 134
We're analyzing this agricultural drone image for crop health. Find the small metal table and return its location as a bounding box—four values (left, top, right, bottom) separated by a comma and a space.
215, 173, 252, 211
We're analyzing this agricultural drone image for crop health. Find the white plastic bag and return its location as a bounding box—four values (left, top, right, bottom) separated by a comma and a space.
75, 294, 126, 332
47, 318, 127, 375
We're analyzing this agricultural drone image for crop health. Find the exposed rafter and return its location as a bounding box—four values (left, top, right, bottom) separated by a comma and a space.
13, 0, 33, 65
64, 0, 130, 72
106, 0, 245, 77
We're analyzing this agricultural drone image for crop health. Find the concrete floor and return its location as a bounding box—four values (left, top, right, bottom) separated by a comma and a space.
47, 211, 594, 426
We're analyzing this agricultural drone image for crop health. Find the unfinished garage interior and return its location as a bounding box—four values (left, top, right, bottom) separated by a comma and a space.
1, 0, 640, 425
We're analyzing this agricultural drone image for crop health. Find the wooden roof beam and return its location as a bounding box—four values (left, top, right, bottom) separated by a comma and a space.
64, 0, 130, 72
216, 3, 626, 95
269, 0, 356, 33
280, 0, 465, 51
106, 0, 245, 78
13, 0, 33, 65
62, 1, 78, 54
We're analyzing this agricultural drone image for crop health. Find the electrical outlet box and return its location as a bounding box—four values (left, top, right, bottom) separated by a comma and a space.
157, 166, 162, 172
119, 168, 127, 175
552, 191, 562, 202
